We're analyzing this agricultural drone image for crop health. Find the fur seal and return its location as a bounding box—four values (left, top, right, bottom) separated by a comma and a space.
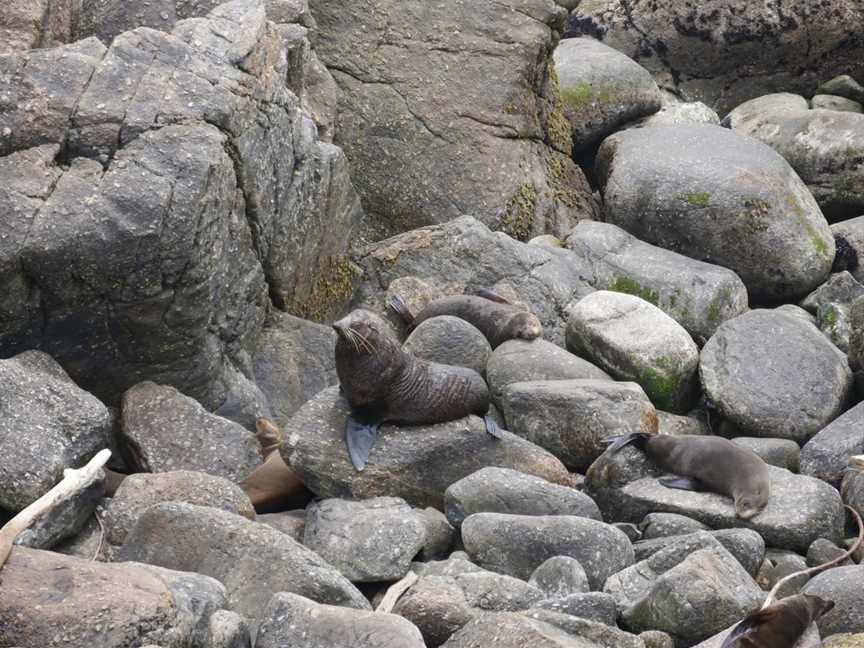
606, 433, 770, 519
389, 290, 542, 348
333, 309, 503, 471
239, 418, 310, 513
720, 505, 863, 648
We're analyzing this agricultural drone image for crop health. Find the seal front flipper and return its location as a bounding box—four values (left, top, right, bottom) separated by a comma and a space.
659, 475, 707, 492
472, 287, 512, 305
388, 294, 415, 326
719, 608, 779, 648
483, 415, 505, 440
346, 415, 380, 472
603, 432, 651, 454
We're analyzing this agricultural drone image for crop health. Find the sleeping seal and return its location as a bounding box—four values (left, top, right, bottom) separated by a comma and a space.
334, 309, 503, 471
606, 432, 770, 519
389, 290, 542, 348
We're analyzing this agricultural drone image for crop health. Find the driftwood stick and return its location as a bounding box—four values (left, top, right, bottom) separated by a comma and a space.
375, 570, 419, 614
0, 449, 111, 572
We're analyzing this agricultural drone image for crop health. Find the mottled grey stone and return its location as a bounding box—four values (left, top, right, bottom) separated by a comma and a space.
801, 401, 864, 486
632, 529, 765, 578
529, 556, 590, 599
639, 513, 709, 540
534, 592, 619, 626
804, 566, 864, 636
419, 507, 456, 560
257, 510, 305, 541
812, 95, 863, 113
404, 316, 492, 377
732, 437, 801, 472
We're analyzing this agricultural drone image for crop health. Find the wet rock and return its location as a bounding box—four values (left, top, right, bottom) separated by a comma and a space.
639, 513, 709, 540
0, 350, 111, 511
500, 378, 658, 470
529, 556, 590, 599
534, 592, 619, 626
120, 382, 262, 482
256, 592, 424, 648
565, 220, 748, 343
597, 125, 834, 302
566, 291, 699, 413
404, 316, 492, 377
801, 401, 864, 485
444, 467, 600, 528
283, 386, 571, 509
554, 36, 661, 150
462, 513, 634, 588
118, 502, 370, 629
803, 565, 864, 636
732, 437, 801, 472
700, 310, 852, 444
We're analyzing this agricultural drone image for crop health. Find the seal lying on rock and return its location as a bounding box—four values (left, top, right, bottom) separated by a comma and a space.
720, 505, 863, 648
388, 290, 542, 348
334, 309, 503, 471
605, 433, 770, 519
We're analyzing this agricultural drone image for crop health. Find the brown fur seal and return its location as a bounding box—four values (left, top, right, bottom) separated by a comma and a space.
334, 309, 503, 471
239, 418, 310, 513
606, 433, 770, 519
389, 290, 542, 348
720, 505, 863, 647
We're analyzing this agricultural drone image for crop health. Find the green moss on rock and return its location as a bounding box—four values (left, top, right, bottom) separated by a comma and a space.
501, 183, 538, 241
638, 359, 681, 412
608, 276, 660, 306
546, 65, 574, 155
288, 255, 360, 322
682, 192, 711, 207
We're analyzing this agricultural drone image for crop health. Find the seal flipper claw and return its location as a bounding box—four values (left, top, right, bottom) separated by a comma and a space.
483, 415, 505, 439
659, 475, 707, 492
346, 416, 379, 471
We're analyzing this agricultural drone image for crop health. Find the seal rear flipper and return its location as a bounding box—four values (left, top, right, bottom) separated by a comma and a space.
483, 415, 505, 439
472, 287, 512, 305
720, 608, 780, 648
603, 432, 651, 454
659, 475, 708, 492
346, 416, 380, 472
387, 294, 415, 326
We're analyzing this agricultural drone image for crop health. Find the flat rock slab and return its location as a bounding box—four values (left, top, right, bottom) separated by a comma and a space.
283, 386, 572, 509
801, 400, 864, 485
591, 465, 844, 553
700, 309, 852, 444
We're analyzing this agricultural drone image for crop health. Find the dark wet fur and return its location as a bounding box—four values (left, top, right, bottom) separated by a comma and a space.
720, 594, 833, 648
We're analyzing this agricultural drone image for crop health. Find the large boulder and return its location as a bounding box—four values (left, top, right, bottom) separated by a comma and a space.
832, 216, 864, 284
567, 1, 864, 115
352, 216, 595, 347
597, 125, 834, 302
0, 350, 111, 511
565, 221, 748, 343
727, 93, 864, 221
117, 503, 370, 629
801, 401, 864, 486
804, 566, 864, 636
0, 0, 363, 411
282, 386, 572, 509
308, 0, 598, 241
0, 0, 71, 53
700, 309, 852, 444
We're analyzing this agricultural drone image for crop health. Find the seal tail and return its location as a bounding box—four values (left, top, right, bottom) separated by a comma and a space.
388, 294, 415, 326
603, 432, 651, 454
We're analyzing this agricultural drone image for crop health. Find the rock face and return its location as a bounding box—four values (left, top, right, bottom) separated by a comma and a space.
307, 0, 597, 240
0, 0, 363, 412
0, 546, 240, 648
700, 310, 852, 444
566, 292, 699, 413
353, 216, 596, 347
727, 93, 864, 221
499, 379, 658, 470
597, 125, 835, 302
120, 382, 262, 482
0, 0, 71, 53
255, 592, 426, 648
554, 36, 661, 150
0, 350, 111, 511
283, 386, 572, 509
566, 221, 748, 343
567, 1, 864, 115
117, 502, 370, 628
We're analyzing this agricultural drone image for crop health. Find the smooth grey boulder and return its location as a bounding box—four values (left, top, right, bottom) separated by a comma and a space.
801, 398, 864, 484
695, 623, 821, 648
832, 216, 864, 284
700, 310, 852, 444
568, 1, 864, 115
14, 477, 103, 550
461, 513, 634, 588
419, 507, 457, 560
631, 101, 720, 129
499, 378, 659, 469
117, 503, 370, 629
657, 411, 711, 436
0, 350, 111, 511
457, 571, 546, 612
804, 566, 864, 636
566, 291, 699, 413
639, 513, 709, 540
518, 610, 646, 648
631, 529, 765, 579
597, 125, 834, 302
565, 221, 748, 343
554, 36, 662, 150
486, 339, 610, 403
800, 271, 864, 352
0, 0, 72, 52
251, 310, 338, 428
404, 316, 492, 377
534, 592, 618, 626
206, 610, 250, 648
303, 497, 426, 582
808, 539, 854, 568
255, 592, 425, 648
120, 382, 262, 482
352, 216, 596, 347
529, 556, 590, 599
444, 467, 601, 528
818, 76, 864, 104
812, 95, 863, 113
589, 465, 844, 553
283, 387, 572, 510
732, 437, 801, 472
308, 0, 597, 241
758, 549, 810, 598
258, 510, 306, 541
0, 546, 237, 648
103, 471, 255, 546
394, 575, 476, 646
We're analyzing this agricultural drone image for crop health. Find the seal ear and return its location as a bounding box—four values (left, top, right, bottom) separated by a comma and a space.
720, 608, 780, 648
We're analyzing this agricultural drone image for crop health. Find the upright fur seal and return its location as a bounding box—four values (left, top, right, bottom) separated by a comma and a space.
389, 291, 542, 348
334, 309, 503, 471
720, 505, 863, 648
606, 433, 770, 519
